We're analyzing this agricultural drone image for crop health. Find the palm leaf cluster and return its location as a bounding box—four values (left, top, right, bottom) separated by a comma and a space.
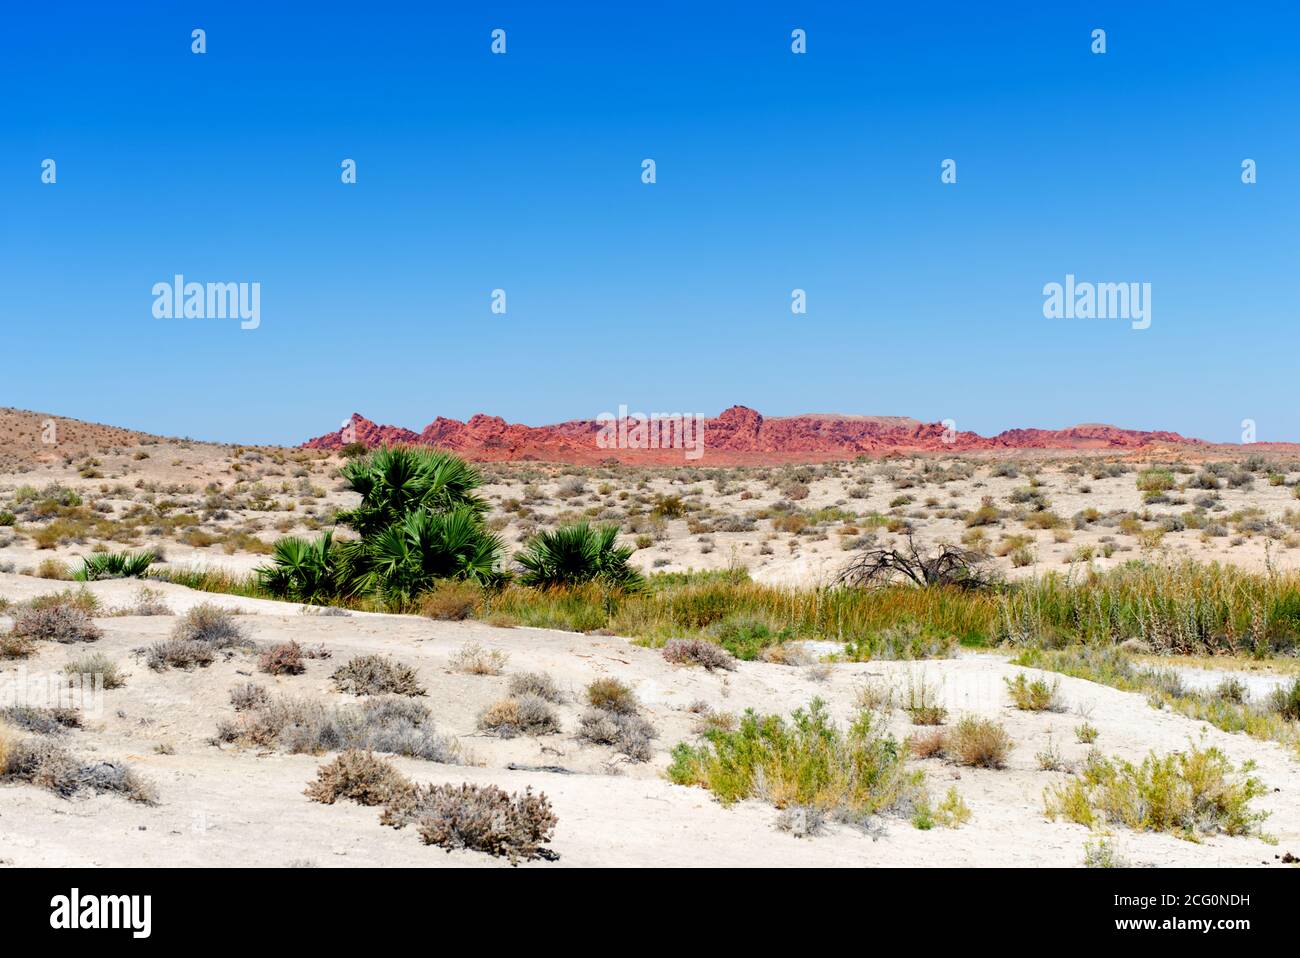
257, 447, 642, 606
75, 550, 158, 581
256, 447, 504, 603
516, 523, 644, 592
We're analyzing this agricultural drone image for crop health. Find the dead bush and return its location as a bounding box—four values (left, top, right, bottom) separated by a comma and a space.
146, 639, 215, 671
662, 638, 737, 672
837, 532, 993, 590
229, 682, 270, 712
508, 671, 564, 703
577, 708, 657, 762
259, 641, 306, 676
172, 603, 248, 647
382, 782, 557, 864
1, 737, 156, 803
908, 727, 949, 759
331, 654, 425, 697
449, 641, 508, 675
217, 694, 460, 763
10, 603, 102, 644
1, 705, 82, 734
418, 581, 481, 621
304, 749, 415, 806
478, 694, 560, 738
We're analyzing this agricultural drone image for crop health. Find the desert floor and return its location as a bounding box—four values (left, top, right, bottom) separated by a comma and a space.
2, 412, 1300, 867
0, 574, 1297, 868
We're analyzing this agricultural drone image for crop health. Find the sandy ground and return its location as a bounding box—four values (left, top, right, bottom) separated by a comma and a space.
4, 425, 1300, 591
1, 574, 1297, 868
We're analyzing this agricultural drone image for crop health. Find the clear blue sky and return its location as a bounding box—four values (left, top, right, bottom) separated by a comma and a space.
2, 1, 1296, 445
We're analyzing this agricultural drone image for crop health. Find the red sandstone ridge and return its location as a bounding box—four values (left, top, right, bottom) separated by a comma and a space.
302, 406, 1214, 464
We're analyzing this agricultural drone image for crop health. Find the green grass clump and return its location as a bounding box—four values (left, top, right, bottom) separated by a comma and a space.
1044, 743, 1268, 841
667, 698, 920, 818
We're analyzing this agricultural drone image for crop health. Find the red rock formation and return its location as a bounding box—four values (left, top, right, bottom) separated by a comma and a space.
303, 406, 1213, 464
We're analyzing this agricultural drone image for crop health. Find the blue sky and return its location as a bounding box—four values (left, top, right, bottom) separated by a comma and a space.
1, 2, 1296, 445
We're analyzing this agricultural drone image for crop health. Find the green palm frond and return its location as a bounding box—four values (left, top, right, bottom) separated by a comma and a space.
515, 523, 644, 591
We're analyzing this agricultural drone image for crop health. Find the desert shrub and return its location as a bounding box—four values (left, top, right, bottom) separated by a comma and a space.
120, 587, 171, 616
948, 716, 1012, 768
63, 652, 126, 690
229, 682, 270, 712
146, 639, 216, 671
418, 579, 482, 621
1, 633, 36, 659
10, 602, 102, 644
585, 677, 637, 714
1136, 469, 1175, 493
508, 671, 564, 703
843, 621, 958, 661
1083, 838, 1130, 868
577, 707, 657, 761
515, 522, 644, 591
760, 643, 814, 666
381, 782, 557, 864
74, 550, 158, 581
908, 727, 948, 759
304, 750, 414, 806
668, 699, 919, 818
1267, 678, 1300, 721
172, 603, 247, 648
478, 694, 560, 738
1036, 737, 1068, 771
0, 705, 81, 734
1005, 673, 1065, 712
1044, 744, 1267, 839
903, 675, 947, 725
1075, 722, 1099, 744
331, 654, 425, 696
35, 558, 71, 580
934, 786, 972, 827
1, 737, 156, 803
259, 641, 306, 676
707, 617, 788, 660
448, 641, 507, 676
662, 638, 737, 671
218, 694, 460, 762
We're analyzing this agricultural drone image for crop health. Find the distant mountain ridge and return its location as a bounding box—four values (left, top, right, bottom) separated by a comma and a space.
301, 405, 1230, 464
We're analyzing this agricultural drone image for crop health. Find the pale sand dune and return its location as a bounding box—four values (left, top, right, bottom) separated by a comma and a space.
1, 575, 1296, 868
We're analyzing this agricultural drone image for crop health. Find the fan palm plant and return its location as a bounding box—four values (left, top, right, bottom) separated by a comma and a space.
254, 532, 340, 602
75, 550, 158, 581
338, 506, 505, 600
515, 523, 644, 591
335, 447, 487, 537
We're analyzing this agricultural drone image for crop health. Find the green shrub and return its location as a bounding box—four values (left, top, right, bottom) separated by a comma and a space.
1005, 673, 1064, 712
1044, 744, 1267, 840
667, 699, 919, 817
